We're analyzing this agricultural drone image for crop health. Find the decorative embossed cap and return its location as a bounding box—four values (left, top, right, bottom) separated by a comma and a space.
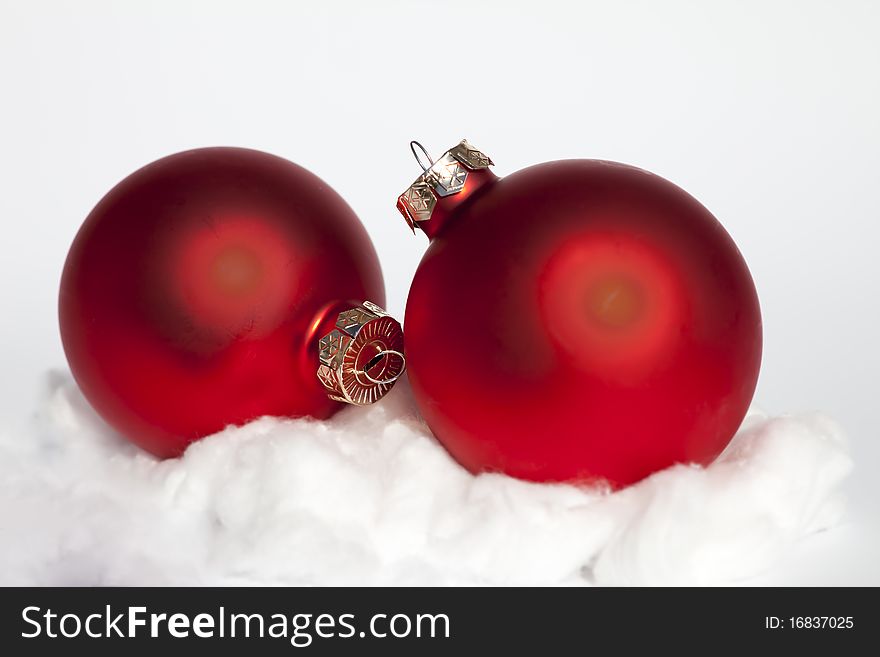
316, 301, 405, 406
397, 139, 494, 231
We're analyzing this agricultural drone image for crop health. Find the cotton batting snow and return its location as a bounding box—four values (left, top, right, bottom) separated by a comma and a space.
0, 371, 852, 586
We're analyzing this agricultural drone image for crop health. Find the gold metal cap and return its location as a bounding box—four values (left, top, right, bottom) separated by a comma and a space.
316, 301, 405, 406
396, 139, 494, 231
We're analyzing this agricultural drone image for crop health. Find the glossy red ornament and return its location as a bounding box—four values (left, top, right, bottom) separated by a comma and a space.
398, 141, 762, 487
60, 147, 402, 458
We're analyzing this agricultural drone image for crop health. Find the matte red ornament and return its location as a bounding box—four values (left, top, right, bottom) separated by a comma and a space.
397, 140, 762, 487
60, 147, 403, 458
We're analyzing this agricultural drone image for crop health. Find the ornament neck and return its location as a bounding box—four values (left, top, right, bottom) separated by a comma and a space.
418, 168, 498, 240
310, 300, 405, 406
396, 139, 496, 240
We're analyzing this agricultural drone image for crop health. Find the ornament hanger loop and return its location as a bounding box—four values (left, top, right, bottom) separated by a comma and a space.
361, 349, 407, 385
410, 141, 434, 172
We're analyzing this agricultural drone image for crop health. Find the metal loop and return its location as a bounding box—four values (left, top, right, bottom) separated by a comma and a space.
409, 141, 434, 172
361, 349, 407, 385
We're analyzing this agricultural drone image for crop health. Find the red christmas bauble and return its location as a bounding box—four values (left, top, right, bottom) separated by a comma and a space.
398, 141, 762, 487
60, 147, 402, 458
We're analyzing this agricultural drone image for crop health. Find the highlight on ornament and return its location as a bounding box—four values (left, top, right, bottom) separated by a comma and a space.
59, 147, 404, 458
398, 138, 762, 488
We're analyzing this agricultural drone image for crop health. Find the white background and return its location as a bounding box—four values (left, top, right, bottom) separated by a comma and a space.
1, 0, 877, 584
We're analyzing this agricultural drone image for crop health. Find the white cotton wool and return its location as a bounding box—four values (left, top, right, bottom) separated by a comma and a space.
0, 371, 852, 586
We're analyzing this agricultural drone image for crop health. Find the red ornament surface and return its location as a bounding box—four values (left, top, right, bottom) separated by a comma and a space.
404, 159, 762, 487
60, 147, 384, 457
